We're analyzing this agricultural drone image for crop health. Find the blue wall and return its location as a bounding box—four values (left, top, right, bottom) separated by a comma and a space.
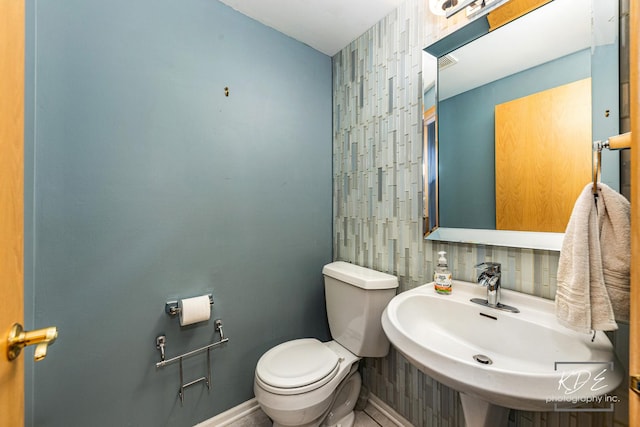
24, 1, 332, 426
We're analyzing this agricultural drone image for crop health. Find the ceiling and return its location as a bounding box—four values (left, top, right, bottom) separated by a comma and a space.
217, 0, 406, 56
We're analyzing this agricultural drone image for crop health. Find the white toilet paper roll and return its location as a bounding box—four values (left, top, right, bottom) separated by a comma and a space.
178, 295, 211, 326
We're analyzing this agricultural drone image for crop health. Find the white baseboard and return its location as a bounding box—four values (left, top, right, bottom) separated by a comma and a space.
195, 393, 411, 427
194, 398, 261, 427
368, 393, 414, 427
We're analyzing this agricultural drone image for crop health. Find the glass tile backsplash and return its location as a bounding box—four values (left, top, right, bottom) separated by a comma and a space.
332, 0, 630, 425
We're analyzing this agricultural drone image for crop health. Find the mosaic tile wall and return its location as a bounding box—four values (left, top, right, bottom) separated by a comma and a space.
332, 0, 630, 425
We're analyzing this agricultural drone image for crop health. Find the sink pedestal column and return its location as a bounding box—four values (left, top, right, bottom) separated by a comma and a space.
459, 393, 509, 427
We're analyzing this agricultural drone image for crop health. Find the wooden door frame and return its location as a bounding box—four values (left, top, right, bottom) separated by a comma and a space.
0, 0, 25, 425
630, 0, 639, 422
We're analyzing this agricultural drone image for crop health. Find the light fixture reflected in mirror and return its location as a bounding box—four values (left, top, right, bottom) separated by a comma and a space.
429, 0, 451, 16
429, 0, 512, 19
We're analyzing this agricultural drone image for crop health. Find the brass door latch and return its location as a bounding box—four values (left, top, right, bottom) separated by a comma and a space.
631, 375, 640, 395
7, 323, 58, 362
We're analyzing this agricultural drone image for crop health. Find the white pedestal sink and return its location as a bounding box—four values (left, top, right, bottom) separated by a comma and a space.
381, 281, 623, 427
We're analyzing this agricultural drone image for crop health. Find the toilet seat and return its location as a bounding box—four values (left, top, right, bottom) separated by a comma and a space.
256, 338, 341, 395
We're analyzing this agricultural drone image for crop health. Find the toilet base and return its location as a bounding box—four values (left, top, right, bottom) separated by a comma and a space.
272, 411, 355, 427
266, 369, 361, 427
322, 370, 361, 426
324, 411, 355, 427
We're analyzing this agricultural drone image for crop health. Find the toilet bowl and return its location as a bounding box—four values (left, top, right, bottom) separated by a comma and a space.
253, 262, 398, 427
254, 340, 360, 427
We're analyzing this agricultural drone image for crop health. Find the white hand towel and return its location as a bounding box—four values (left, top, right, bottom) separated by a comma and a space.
598, 184, 631, 322
555, 183, 630, 333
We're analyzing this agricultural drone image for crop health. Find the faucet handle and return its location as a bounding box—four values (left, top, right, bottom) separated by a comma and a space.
475, 262, 501, 274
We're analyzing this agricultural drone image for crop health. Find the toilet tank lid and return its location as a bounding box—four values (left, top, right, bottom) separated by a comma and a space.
322, 261, 398, 290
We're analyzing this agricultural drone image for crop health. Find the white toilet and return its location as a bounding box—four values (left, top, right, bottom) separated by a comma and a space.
254, 261, 398, 427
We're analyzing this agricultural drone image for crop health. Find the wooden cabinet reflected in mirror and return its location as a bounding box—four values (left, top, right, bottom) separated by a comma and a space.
495, 78, 592, 232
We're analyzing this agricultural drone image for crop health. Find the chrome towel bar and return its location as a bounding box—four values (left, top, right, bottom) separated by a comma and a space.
155, 319, 229, 404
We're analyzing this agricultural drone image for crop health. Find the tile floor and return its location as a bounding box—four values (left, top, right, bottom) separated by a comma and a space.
227, 401, 397, 427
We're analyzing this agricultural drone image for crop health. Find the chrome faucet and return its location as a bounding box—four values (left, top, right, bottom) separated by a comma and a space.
477, 262, 501, 306
472, 262, 519, 313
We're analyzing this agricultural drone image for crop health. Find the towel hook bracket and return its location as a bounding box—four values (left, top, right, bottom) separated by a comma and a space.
592, 132, 632, 196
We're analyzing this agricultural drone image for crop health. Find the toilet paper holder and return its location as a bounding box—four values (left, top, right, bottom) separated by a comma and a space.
165, 294, 214, 316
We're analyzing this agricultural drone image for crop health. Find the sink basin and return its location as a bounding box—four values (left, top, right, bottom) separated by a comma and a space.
381, 281, 623, 420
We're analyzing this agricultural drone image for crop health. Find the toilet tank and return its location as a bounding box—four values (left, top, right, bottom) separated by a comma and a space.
322, 261, 398, 357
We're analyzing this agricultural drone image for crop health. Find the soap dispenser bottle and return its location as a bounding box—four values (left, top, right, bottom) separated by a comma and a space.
434, 251, 452, 294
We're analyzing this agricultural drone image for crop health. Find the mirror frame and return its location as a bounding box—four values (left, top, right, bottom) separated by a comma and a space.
421, 0, 619, 251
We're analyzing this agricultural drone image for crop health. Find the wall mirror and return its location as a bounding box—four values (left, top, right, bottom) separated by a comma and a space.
422, 0, 619, 250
